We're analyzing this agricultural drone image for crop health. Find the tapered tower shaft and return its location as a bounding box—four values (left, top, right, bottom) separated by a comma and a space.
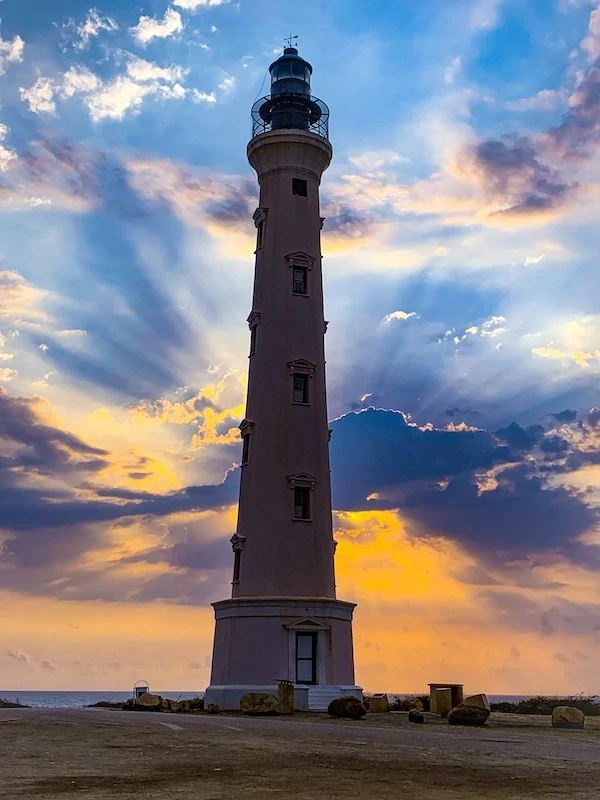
234, 130, 335, 598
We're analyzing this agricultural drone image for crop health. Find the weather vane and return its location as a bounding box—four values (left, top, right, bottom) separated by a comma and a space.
285, 34, 298, 49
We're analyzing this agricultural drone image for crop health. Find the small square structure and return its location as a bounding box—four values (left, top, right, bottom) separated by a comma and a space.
429, 683, 463, 715
368, 694, 389, 713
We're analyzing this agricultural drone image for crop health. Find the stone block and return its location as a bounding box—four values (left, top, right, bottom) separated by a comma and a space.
463, 694, 491, 712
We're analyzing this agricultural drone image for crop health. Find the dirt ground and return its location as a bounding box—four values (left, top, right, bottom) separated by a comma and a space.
0, 708, 599, 799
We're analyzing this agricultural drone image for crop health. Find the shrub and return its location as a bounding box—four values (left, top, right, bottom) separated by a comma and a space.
388, 694, 430, 712
515, 695, 600, 716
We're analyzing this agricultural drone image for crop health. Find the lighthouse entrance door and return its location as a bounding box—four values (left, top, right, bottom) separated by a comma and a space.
296, 632, 318, 685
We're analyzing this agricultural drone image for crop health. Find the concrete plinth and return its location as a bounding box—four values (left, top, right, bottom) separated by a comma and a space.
206, 596, 361, 710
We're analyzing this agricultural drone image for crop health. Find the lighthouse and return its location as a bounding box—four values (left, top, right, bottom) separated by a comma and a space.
205, 45, 361, 712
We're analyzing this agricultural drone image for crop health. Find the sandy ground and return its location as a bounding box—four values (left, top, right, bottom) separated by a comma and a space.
0, 708, 599, 799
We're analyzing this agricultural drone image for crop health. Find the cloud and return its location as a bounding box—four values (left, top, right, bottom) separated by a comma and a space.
506, 89, 564, 112
218, 74, 236, 93
0, 124, 16, 172
6, 650, 29, 663
20, 77, 57, 115
458, 137, 576, 220
531, 316, 600, 369
20, 58, 193, 122
18, 54, 221, 123
469, 0, 504, 30
130, 8, 184, 46
382, 311, 419, 323
348, 150, 409, 172
173, 0, 230, 8
0, 270, 49, 327
0, 389, 109, 483
0, 368, 18, 383
191, 89, 217, 104
582, 4, 600, 62
444, 56, 463, 86
72, 9, 119, 50
0, 30, 24, 75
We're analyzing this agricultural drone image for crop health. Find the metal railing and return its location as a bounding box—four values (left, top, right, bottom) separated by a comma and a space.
251, 94, 330, 140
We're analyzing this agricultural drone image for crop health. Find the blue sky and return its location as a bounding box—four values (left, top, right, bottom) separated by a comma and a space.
1, 0, 600, 692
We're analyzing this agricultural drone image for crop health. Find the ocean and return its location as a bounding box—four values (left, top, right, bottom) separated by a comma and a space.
0, 691, 532, 709
0, 691, 205, 709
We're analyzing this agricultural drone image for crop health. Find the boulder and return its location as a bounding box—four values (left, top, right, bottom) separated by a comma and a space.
409, 698, 424, 712
463, 694, 491, 712
240, 693, 280, 715
134, 692, 163, 712
179, 700, 191, 714
447, 704, 490, 726
206, 704, 221, 714
168, 700, 181, 713
408, 709, 424, 724
552, 706, 585, 729
327, 696, 367, 720
122, 698, 134, 710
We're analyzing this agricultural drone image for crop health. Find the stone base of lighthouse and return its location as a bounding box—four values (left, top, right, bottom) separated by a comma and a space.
205, 597, 362, 712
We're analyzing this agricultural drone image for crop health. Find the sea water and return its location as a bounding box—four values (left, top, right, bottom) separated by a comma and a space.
0, 691, 204, 709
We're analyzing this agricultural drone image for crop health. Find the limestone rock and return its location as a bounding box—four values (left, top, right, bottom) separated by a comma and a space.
168, 700, 181, 713
206, 704, 221, 714
408, 709, 424, 724
463, 694, 491, 712
134, 692, 162, 711
122, 698, 134, 710
447, 704, 490, 726
240, 693, 280, 715
327, 696, 367, 720
552, 706, 585, 729
409, 698, 424, 712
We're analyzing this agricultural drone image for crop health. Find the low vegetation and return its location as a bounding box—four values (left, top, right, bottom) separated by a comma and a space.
490, 695, 600, 716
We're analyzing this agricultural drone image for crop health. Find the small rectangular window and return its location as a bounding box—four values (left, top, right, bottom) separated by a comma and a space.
296, 632, 317, 684
293, 267, 307, 294
241, 434, 250, 465
293, 374, 308, 404
292, 178, 308, 197
256, 220, 264, 249
250, 326, 257, 356
233, 549, 241, 583
294, 487, 310, 519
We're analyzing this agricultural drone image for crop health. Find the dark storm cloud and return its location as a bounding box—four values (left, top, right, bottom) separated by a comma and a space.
330, 408, 516, 508
552, 409, 578, 423
321, 204, 377, 240
0, 390, 109, 483
465, 58, 600, 219
203, 178, 256, 228
330, 407, 600, 564
0, 471, 240, 532
550, 61, 600, 160
401, 468, 596, 559
470, 137, 577, 217
120, 540, 232, 571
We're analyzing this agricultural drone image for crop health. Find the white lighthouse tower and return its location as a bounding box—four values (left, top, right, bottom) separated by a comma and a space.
205, 45, 361, 712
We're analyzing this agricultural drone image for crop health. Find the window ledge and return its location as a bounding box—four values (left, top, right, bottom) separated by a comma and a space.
292, 292, 310, 297
292, 401, 310, 406
292, 518, 313, 523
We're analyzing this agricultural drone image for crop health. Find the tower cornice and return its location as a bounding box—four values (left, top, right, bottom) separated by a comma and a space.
247, 130, 333, 180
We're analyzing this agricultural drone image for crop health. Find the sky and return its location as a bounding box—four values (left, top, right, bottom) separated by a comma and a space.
1, 0, 600, 694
